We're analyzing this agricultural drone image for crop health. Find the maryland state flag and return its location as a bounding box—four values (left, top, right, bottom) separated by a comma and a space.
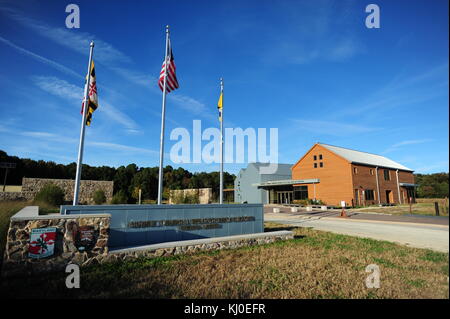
81, 60, 98, 126
217, 91, 223, 122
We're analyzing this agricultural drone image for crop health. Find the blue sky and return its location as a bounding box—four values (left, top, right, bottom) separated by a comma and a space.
0, 0, 448, 175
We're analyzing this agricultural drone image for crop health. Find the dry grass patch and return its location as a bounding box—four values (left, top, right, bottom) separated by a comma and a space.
1, 222, 448, 299
354, 200, 449, 216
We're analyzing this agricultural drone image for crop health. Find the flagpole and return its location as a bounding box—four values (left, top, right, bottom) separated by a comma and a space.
219, 78, 224, 204
73, 41, 94, 206
157, 25, 170, 205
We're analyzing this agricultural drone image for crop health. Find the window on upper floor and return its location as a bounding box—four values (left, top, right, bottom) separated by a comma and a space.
384, 169, 390, 181
353, 167, 358, 174
319, 154, 323, 160
313, 155, 317, 161
370, 169, 374, 175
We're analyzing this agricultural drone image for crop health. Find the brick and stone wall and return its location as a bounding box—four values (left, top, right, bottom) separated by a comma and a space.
1, 206, 110, 277
0, 178, 113, 204
169, 188, 212, 204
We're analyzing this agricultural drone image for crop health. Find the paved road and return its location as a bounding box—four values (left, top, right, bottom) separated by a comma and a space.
264, 212, 449, 252
264, 206, 449, 226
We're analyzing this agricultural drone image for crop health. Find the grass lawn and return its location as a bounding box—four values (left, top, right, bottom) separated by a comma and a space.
0, 222, 448, 299
353, 199, 449, 216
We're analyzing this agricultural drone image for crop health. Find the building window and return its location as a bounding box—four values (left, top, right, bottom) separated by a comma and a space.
353, 167, 358, 174
319, 162, 323, 167
365, 190, 375, 201
370, 169, 374, 175
294, 186, 308, 200
314, 163, 317, 168
319, 154, 323, 160
384, 169, 390, 181
313, 155, 317, 161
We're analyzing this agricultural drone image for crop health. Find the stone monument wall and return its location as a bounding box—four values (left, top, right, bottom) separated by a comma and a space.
1, 206, 110, 277
0, 178, 113, 204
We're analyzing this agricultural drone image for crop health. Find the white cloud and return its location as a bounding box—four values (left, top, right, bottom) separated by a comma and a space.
20, 131, 77, 144
31, 75, 139, 130
2, 7, 131, 65
413, 161, 449, 174
110, 67, 156, 87
1, 8, 212, 124
0, 35, 82, 78
383, 139, 433, 154
336, 63, 449, 117
291, 119, 379, 136
31, 76, 83, 100
87, 141, 158, 155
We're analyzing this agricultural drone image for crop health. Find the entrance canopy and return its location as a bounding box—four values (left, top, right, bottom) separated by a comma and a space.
253, 179, 320, 204
253, 178, 320, 189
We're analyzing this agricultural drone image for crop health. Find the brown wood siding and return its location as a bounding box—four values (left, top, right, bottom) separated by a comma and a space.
291, 144, 353, 206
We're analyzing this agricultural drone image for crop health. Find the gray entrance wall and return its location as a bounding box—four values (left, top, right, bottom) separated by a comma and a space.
60, 204, 263, 248
234, 163, 292, 204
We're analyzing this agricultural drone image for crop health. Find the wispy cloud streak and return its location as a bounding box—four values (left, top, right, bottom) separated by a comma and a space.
0, 35, 82, 78
291, 119, 380, 137
382, 139, 433, 154
31, 75, 139, 130
1, 7, 131, 65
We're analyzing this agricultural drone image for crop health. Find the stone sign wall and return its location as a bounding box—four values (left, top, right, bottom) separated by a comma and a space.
0, 177, 113, 204
1, 206, 110, 277
169, 188, 212, 204
2, 206, 293, 277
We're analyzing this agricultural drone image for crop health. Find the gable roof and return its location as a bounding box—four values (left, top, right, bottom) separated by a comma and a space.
319, 143, 413, 171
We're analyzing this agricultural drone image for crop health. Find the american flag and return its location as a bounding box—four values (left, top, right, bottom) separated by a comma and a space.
158, 38, 179, 93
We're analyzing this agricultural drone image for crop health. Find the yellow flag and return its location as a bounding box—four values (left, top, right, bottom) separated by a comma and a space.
217, 92, 223, 122
217, 92, 223, 109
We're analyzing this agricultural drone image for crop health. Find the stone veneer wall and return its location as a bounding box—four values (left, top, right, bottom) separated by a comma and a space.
2, 207, 110, 277
169, 188, 212, 204
2, 207, 293, 277
0, 178, 113, 204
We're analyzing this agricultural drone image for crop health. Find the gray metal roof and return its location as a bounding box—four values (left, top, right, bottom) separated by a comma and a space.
319, 143, 413, 171
249, 163, 293, 175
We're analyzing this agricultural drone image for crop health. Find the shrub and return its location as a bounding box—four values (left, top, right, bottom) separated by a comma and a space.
93, 189, 106, 205
292, 199, 308, 206
184, 193, 200, 204
307, 198, 325, 205
111, 190, 128, 204
171, 191, 200, 204
34, 184, 65, 206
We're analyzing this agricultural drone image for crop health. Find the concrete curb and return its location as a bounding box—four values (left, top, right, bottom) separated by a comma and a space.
110, 230, 293, 253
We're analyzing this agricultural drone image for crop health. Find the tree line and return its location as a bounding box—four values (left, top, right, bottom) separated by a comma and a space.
1, 150, 448, 200
415, 173, 449, 198
0, 150, 235, 203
